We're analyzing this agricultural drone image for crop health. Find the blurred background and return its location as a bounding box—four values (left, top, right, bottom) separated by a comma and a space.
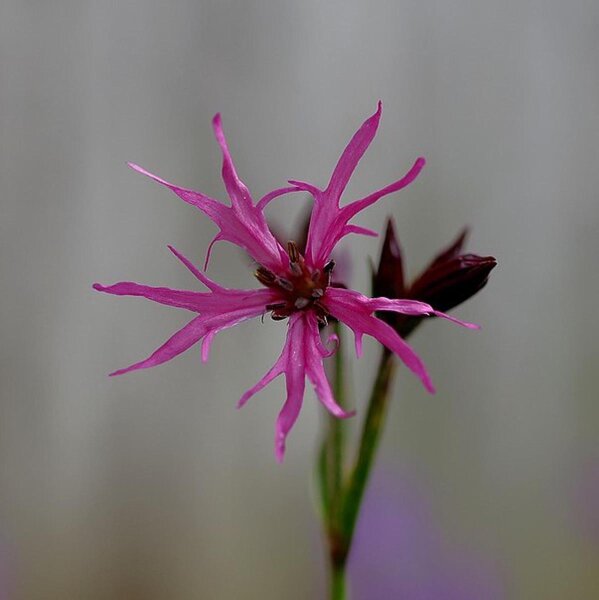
1, 1, 598, 598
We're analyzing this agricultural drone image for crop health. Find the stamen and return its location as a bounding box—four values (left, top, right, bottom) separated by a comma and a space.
290, 262, 302, 276
287, 241, 300, 263
317, 314, 328, 326
324, 260, 336, 273
266, 302, 287, 311
311, 288, 324, 299
294, 297, 310, 309
255, 266, 276, 287
287, 241, 303, 275
276, 277, 294, 292
271, 313, 288, 321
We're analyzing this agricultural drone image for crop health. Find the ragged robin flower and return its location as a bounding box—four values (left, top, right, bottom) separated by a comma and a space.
94, 103, 478, 461
372, 218, 496, 339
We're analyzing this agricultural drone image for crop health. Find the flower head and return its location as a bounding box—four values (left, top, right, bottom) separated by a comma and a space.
372, 218, 496, 339
94, 103, 478, 461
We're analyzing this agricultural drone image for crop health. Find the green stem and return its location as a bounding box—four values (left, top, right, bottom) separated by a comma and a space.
318, 322, 349, 599
330, 322, 346, 508
319, 335, 398, 599
339, 347, 397, 560
330, 563, 347, 600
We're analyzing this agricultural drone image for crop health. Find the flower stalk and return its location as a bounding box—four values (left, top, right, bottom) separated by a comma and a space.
320, 222, 496, 599
321, 344, 397, 600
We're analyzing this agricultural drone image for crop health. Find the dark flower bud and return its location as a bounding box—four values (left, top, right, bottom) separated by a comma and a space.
372, 218, 496, 339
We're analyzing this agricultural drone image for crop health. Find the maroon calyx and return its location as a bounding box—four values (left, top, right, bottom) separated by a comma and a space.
255, 241, 333, 324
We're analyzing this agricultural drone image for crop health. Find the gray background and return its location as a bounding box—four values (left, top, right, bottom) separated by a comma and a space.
1, 1, 598, 598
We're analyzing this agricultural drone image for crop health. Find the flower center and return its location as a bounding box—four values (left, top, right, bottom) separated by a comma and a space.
255, 241, 334, 324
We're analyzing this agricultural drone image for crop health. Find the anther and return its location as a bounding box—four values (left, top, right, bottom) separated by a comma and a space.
287, 241, 300, 263
255, 266, 277, 287
275, 277, 294, 292
294, 297, 310, 310
324, 260, 336, 273
311, 288, 324, 299
266, 302, 287, 311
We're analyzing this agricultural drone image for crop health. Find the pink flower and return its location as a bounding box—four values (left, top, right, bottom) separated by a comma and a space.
94, 103, 478, 461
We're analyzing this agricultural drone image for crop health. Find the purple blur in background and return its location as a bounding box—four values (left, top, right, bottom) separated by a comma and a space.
349, 469, 504, 599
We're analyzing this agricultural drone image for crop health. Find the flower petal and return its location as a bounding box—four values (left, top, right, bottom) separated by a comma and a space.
237, 314, 305, 462
322, 288, 435, 393
93, 281, 207, 312
304, 313, 355, 420
303, 102, 382, 266
237, 313, 351, 461
109, 307, 268, 376
324, 101, 382, 205
341, 157, 426, 222
128, 158, 285, 273
167, 245, 225, 291
97, 279, 276, 376
297, 103, 425, 267
256, 186, 304, 211
212, 113, 253, 211
94, 280, 278, 314
109, 314, 207, 376
275, 324, 306, 462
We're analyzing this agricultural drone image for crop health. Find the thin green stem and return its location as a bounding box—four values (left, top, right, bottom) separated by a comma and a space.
317, 322, 349, 599
319, 333, 399, 599
329, 321, 346, 508
317, 322, 347, 521
329, 563, 347, 600
339, 347, 397, 561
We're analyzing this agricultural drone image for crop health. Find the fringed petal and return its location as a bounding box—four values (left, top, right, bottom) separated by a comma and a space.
109, 315, 207, 376
293, 103, 425, 267
322, 288, 436, 393
94, 280, 278, 314
128, 118, 287, 274
304, 313, 355, 420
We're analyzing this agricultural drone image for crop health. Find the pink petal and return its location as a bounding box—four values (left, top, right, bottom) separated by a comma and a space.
275, 322, 306, 462
304, 102, 382, 266
167, 245, 224, 291
237, 313, 350, 462
237, 356, 286, 410
341, 157, 426, 222
93, 280, 278, 314
93, 282, 207, 312
342, 224, 379, 239
212, 113, 254, 211
109, 308, 267, 376
128, 159, 285, 273
324, 101, 382, 204
256, 186, 304, 211
304, 313, 355, 420
109, 315, 207, 376
322, 288, 436, 393
365, 296, 436, 316
296, 104, 425, 268
432, 310, 480, 330
96, 282, 276, 375
237, 314, 305, 462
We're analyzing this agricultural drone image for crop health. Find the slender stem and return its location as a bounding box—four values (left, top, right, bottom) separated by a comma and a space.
339, 347, 397, 561
317, 322, 347, 520
330, 563, 347, 600
317, 322, 349, 599
330, 322, 346, 508
319, 333, 399, 599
